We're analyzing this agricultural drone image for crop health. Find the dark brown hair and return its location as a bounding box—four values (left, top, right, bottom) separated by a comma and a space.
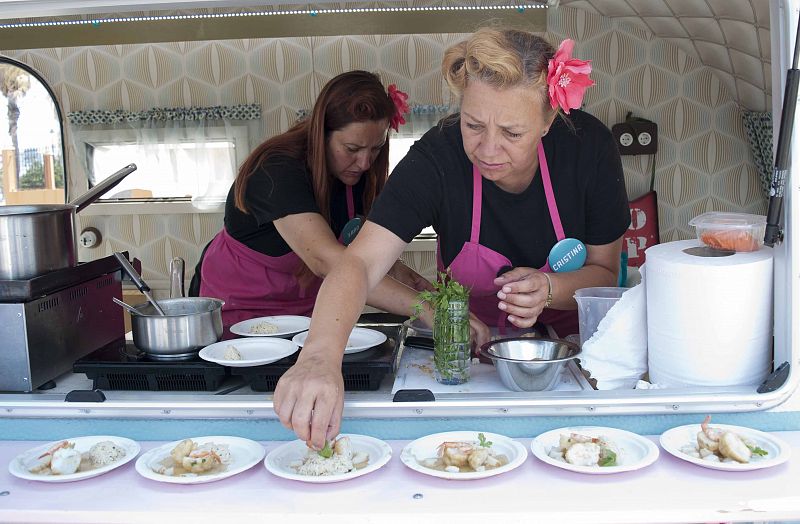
234, 70, 394, 222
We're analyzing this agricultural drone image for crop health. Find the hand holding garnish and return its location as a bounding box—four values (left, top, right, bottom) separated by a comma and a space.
317, 440, 334, 458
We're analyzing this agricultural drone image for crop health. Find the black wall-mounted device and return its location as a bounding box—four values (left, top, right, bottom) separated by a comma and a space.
612, 112, 658, 156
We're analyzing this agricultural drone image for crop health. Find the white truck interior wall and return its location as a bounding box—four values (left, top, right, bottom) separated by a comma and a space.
0, 6, 767, 291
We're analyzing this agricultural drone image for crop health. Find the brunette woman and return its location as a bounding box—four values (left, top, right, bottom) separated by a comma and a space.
197, 70, 429, 327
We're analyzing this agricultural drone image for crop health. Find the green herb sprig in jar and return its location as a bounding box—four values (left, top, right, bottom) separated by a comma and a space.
414, 271, 471, 385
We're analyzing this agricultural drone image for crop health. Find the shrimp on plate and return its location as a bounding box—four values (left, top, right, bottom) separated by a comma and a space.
691, 416, 762, 464
437, 441, 474, 468
551, 433, 620, 467
26, 440, 78, 474
427, 435, 505, 473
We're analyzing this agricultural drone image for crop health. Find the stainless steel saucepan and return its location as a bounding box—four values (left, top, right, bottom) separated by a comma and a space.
0, 164, 137, 280
123, 256, 224, 359
130, 297, 224, 359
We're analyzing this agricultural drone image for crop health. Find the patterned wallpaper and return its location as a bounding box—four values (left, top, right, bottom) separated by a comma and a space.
0, 6, 767, 290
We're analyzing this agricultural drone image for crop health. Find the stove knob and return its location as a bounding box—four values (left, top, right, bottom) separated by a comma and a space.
79, 227, 102, 249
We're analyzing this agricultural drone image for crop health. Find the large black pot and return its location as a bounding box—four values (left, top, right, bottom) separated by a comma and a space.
0, 164, 137, 280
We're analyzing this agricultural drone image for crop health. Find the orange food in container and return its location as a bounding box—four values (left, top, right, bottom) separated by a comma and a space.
688, 212, 766, 252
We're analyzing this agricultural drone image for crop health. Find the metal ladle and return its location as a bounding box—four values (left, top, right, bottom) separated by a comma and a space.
113, 252, 166, 316
112, 296, 141, 316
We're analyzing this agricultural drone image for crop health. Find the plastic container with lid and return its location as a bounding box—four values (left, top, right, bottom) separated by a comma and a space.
688, 212, 766, 252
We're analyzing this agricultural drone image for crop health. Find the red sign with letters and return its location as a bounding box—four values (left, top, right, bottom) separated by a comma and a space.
623, 190, 660, 267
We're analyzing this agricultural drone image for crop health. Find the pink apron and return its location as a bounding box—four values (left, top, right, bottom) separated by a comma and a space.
200, 186, 356, 328
441, 142, 578, 338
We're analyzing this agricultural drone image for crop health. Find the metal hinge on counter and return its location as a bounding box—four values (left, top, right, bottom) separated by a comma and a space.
757, 362, 790, 393
393, 389, 435, 402
65, 389, 106, 402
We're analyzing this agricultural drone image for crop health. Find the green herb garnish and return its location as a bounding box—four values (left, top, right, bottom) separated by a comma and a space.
413, 271, 470, 320
747, 444, 768, 456
478, 433, 493, 448
598, 448, 617, 467
318, 440, 333, 458
413, 271, 471, 383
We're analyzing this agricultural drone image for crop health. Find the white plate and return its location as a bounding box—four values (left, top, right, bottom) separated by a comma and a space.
230, 315, 312, 338
400, 431, 528, 480
135, 436, 265, 484
264, 434, 392, 483
403, 318, 432, 337
531, 426, 659, 474
660, 423, 791, 471
8, 436, 140, 483
199, 338, 298, 367
292, 327, 388, 355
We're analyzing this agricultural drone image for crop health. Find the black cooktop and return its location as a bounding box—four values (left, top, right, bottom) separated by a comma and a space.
0, 254, 124, 302
73, 337, 227, 392
73, 320, 404, 393
230, 323, 401, 392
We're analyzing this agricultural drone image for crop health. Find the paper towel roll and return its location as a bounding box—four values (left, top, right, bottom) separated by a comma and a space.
646, 240, 773, 387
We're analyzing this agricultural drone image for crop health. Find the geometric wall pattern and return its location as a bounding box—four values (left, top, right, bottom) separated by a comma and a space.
0, 5, 767, 291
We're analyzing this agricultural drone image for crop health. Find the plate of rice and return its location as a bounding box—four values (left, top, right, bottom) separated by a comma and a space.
8, 435, 140, 483
292, 327, 387, 354
199, 338, 298, 367
135, 436, 265, 484
264, 434, 392, 483
230, 315, 312, 338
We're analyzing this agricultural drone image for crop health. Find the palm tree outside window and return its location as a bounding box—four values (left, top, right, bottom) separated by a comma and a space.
0, 57, 66, 206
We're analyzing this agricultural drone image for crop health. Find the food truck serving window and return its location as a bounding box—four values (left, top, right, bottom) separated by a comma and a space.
0, 1, 797, 422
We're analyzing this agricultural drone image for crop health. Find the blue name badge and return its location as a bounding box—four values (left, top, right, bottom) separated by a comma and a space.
548, 238, 587, 273
342, 217, 363, 246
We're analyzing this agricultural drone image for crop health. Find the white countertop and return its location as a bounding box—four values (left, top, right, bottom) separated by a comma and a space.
2, 432, 800, 524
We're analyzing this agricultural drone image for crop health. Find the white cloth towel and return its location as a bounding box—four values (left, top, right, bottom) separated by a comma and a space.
578, 268, 648, 389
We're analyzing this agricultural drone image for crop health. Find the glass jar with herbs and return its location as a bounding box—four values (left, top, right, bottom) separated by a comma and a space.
416, 274, 471, 385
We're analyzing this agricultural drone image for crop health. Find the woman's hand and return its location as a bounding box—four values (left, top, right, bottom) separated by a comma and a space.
273, 352, 344, 451
469, 312, 491, 353
494, 266, 551, 329
387, 260, 434, 292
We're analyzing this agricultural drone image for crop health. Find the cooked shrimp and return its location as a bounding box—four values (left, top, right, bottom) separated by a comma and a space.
170, 439, 196, 463
333, 436, 353, 460
181, 449, 222, 473
467, 447, 490, 470
718, 432, 752, 463
438, 441, 474, 467
560, 433, 594, 449
697, 415, 722, 452
38, 440, 73, 459
50, 447, 82, 475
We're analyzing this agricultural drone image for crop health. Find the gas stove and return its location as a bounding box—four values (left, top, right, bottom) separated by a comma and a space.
0, 255, 125, 392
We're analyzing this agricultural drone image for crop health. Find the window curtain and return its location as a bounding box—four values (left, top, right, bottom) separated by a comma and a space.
67, 105, 260, 204
741, 111, 773, 199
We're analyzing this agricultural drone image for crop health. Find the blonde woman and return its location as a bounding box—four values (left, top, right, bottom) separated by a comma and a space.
274, 29, 630, 449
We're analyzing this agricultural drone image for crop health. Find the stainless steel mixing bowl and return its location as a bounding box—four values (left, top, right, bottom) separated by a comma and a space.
478, 337, 581, 392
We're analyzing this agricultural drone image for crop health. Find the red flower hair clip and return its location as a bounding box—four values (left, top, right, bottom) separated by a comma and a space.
546, 39, 595, 114
387, 84, 409, 131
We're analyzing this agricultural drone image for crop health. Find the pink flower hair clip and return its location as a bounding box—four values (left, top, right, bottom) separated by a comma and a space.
546, 39, 595, 114
387, 84, 410, 131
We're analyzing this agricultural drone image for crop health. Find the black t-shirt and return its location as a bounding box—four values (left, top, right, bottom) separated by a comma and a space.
369, 110, 630, 268
224, 155, 366, 256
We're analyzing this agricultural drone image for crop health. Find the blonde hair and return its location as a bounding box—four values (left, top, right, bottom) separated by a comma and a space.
442, 27, 555, 111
